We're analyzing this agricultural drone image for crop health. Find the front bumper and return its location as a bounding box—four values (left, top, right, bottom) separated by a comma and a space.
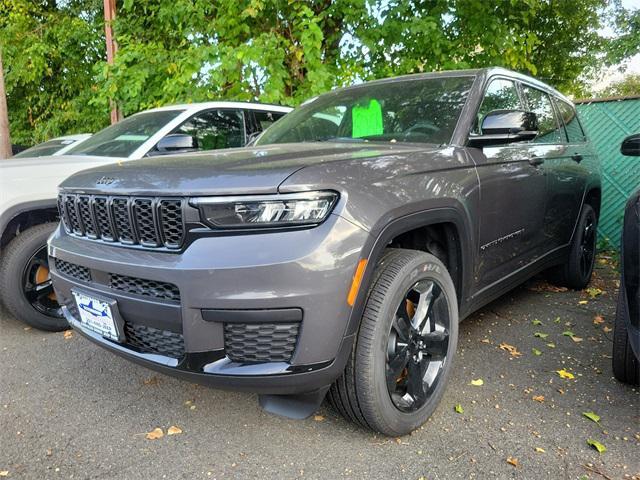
49, 213, 368, 395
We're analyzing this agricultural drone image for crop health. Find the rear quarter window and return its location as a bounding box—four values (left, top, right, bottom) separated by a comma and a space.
555, 99, 586, 143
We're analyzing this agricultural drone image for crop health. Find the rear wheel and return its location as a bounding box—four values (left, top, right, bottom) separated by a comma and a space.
552, 204, 597, 290
328, 249, 458, 436
0, 222, 68, 331
612, 287, 640, 385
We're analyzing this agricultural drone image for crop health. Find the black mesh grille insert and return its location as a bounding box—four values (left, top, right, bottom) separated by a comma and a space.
109, 273, 180, 302
56, 194, 184, 249
224, 323, 299, 363
124, 322, 185, 358
159, 200, 184, 248
77, 196, 97, 238
54, 258, 91, 282
94, 197, 114, 241
133, 198, 159, 246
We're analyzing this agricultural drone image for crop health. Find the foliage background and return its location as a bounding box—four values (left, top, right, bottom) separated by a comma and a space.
1, 0, 638, 145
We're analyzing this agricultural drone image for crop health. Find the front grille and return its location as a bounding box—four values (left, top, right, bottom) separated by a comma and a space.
109, 273, 180, 302
124, 323, 185, 358
224, 323, 299, 363
57, 194, 185, 249
54, 258, 91, 282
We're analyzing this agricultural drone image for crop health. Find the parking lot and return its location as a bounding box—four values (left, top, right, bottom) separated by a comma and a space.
1, 260, 638, 480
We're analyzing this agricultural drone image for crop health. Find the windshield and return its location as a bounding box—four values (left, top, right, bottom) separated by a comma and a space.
256, 75, 475, 146
66, 109, 184, 158
13, 138, 78, 158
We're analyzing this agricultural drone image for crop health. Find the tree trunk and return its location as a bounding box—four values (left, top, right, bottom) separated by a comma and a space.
0, 49, 12, 159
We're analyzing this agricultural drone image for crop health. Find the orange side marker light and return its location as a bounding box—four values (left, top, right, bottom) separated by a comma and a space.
347, 259, 368, 306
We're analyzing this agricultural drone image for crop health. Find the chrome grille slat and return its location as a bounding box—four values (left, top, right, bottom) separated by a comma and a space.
56, 194, 185, 249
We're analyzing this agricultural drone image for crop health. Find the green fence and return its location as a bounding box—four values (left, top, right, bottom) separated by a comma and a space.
575, 96, 640, 249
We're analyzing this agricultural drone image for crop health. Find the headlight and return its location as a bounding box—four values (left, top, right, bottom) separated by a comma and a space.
192, 191, 339, 229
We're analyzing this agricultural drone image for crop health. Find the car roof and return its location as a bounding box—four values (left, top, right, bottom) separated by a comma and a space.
332, 67, 574, 105
142, 101, 293, 114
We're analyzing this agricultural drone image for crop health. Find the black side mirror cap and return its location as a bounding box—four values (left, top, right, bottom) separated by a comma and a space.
468, 110, 539, 148
621, 133, 640, 156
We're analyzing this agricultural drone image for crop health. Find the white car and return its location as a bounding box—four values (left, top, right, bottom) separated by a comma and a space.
11, 134, 92, 158
0, 101, 291, 331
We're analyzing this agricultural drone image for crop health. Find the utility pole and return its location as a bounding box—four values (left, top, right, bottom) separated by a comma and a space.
0, 48, 12, 159
104, 0, 121, 124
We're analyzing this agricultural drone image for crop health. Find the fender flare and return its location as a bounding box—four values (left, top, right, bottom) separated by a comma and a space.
343, 205, 475, 337
0, 199, 59, 245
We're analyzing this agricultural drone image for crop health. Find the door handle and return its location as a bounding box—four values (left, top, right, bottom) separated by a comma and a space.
528, 156, 544, 166
572, 153, 583, 163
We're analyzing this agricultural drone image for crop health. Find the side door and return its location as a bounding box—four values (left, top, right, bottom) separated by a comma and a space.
547, 98, 590, 249
149, 109, 246, 155
467, 77, 549, 287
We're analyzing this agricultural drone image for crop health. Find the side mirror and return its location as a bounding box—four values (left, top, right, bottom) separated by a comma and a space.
468, 110, 539, 147
621, 133, 640, 156
155, 134, 198, 153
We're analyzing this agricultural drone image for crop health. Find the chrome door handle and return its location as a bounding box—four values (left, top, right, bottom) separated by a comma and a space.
572, 153, 583, 162
528, 156, 544, 166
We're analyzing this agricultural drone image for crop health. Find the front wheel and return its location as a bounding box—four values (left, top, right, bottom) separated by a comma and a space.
612, 286, 640, 385
328, 249, 458, 436
0, 222, 68, 331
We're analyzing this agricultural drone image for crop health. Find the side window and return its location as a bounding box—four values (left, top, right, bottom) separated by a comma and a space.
521, 86, 563, 144
172, 109, 245, 150
253, 111, 286, 132
474, 78, 522, 134
555, 99, 586, 143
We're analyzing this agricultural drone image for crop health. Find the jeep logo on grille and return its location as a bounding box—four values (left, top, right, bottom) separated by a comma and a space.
96, 176, 116, 185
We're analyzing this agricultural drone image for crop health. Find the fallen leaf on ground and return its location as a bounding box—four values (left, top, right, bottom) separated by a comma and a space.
593, 315, 605, 325
499, 343, 522, 357
63, 331, 73, 339
578, 300, 588, 305
0, 472, 8, 477
533, 395, 545, 403
532, 319, 543, 326
313, 415, 325, 422
603, 326, 612, 333
480, 338, 490, 344
143, 376, 159, 386
167, 426, 183, 435
571, 336, 584, 343
582, 411, 600, 423
506, 457, 519, 467
534, 447, 545, 453
546, 342, 556, 348
529, 282, 567, 293
470, 379, 484, 386
534, 332, 549, 339
554, 317, 561, 323
556, 369, 575, 379
585, 287, 603, 298
586, 439, 606, 453
145, 428, 164, 440
454, 404, 464, 414
563, 330, 575, 337
532, 348, 542, 356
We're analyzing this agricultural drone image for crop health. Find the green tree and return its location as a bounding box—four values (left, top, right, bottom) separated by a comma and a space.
599, 73, 640, 97
0, 0, 108, 145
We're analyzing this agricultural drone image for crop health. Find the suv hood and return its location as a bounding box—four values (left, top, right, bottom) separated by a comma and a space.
60, 142, 434, 196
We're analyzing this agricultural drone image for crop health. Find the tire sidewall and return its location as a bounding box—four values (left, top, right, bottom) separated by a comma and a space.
360, 252, 459, 435
568, 204, 598, 289
0, 222, 68, 331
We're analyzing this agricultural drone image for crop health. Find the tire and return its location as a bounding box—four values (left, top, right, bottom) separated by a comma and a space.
553, 204, 598, 290
328, 248, 459, 436
0, 222, 69, 331
612, 287, 640, 385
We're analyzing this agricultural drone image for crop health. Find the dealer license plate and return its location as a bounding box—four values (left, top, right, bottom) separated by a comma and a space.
72, 291, 118, 341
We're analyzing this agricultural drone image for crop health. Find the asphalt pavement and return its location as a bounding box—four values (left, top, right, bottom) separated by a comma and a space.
1, 260, 638, 479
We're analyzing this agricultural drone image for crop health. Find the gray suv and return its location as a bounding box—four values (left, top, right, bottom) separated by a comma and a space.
49, 68, 600, 436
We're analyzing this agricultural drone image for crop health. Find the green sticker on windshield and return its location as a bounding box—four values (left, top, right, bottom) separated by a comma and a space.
352, 99, 383, 138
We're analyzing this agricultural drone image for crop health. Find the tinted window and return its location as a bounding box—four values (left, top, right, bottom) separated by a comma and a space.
253, 110, 286, 132
522, 86, 563, 144
257, 76, 475, 146
475, 79, 522, 134
171, 109, 245, 150
555, 99, 586, 143
67, 110, 184, 158
13, 139, 71, 158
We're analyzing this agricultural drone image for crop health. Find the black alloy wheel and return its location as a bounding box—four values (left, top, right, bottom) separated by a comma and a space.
22, 244, 62, 318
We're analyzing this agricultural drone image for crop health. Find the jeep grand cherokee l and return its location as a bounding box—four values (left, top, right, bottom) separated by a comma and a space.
49, 68, 600, 436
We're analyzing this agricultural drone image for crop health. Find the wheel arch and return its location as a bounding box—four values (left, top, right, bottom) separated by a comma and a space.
0, 200, 59, 250
343, 206, 475, 337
